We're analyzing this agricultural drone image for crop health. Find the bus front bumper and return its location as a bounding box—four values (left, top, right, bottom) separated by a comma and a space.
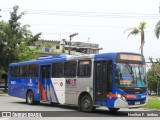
114, 97, 148, 108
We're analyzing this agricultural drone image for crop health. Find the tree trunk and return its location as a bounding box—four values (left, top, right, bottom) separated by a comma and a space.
2, 74, 8, 93
141, 45, 143, 55
141, 31, 144, 55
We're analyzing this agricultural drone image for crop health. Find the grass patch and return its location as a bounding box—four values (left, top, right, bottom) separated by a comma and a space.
144, 99, 160, 110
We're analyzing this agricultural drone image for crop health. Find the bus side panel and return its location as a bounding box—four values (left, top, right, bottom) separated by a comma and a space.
33, 78, 40, 101
65, 78, 78, 105
8, 78, 11, 95
8, 78, 40, 101
75, 60, 94, 105
50, 78, 65, 104
23, 78, 40, 101
8, 78, 21, 98
75, 77, 93, 104
8, 78, 13, 96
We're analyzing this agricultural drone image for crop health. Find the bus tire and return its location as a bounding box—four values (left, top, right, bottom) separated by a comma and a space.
50, 102, 59, 105
35, 101, 40, 105
108, 108, 120, 112
80, 94, 94, 112
26, 91, 35, 105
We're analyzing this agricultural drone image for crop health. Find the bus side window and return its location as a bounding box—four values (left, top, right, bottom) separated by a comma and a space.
10, 66, 19, 78
29, 65, 39, 78
52, 62, 63, 78
64, 61, 77, 78
20, 65, 29, 78
78, 60, 91, 77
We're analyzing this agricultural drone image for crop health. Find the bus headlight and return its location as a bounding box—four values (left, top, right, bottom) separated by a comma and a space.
121, 96, 127, 102
117, 94, 122, 98
117, 94, 127, 102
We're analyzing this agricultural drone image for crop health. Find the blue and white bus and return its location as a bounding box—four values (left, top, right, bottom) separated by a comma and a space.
8, 52, 148, 112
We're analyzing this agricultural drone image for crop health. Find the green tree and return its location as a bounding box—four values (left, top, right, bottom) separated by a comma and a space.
147, 65, 159, 93
125, 21, 146, 55
147, 58, 160, 95
0, 21, 18, 72
0, 6, 41, 92
0, 5, 41, 72
18, 43, 39, 61
154, 20, 160, 39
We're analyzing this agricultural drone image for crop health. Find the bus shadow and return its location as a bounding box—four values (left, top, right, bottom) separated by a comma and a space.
11, 101, 128, 116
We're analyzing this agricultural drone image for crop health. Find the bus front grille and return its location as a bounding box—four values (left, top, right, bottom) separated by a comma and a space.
127, 98, 146, 105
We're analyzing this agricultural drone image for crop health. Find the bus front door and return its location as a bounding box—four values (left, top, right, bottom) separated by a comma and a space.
94, 61, 112, 106
40, 65, 51, 101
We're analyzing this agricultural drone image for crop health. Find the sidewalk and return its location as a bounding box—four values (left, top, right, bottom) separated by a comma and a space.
0, 89, 8, 96
149, 96, 160, 100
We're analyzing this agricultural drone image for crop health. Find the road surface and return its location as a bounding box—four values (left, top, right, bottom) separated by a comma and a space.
0, 95, 159, 120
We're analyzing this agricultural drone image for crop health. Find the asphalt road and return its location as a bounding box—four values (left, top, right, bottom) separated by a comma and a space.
0, 95, 159, 120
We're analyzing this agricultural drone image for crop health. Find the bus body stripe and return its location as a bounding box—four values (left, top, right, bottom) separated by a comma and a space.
50, 79, 59, 103
124, 95, 135, 99
38, 80, 46, 100
107, 94, 117, 98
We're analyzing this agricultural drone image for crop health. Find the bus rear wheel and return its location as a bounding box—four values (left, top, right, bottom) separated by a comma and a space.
80, 95, 94, 112
26, 91, 35, 105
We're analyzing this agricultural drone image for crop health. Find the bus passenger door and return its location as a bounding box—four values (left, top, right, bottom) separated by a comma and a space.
94, 60, 113, 106
40, 65, 51, 101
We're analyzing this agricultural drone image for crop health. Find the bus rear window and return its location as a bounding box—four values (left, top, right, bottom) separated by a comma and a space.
10, 66, 19, 77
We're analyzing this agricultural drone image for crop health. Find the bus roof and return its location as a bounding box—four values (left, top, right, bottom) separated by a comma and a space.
9, 52, 143, 66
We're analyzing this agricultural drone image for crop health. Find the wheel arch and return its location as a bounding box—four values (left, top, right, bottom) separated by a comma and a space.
26, 89, 33, 98
78, 91, 92, 107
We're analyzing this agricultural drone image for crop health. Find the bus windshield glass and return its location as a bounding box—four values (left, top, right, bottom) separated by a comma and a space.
116, 63, 147, 87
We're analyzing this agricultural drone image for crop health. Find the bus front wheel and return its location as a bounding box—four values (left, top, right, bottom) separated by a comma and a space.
80, 95, 94, 112
26, 91, 34, 105
108, 108, 120, 112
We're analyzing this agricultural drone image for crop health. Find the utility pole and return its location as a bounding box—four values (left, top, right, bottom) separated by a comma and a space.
62, 39, 66, 53
159, 1, 160, 14
0, 9, 1, 18
68, 33, 78, 55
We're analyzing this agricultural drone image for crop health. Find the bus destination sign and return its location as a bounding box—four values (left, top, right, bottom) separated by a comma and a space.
119, 54, 142, 61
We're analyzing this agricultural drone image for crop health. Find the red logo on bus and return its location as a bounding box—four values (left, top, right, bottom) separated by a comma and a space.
60, 82, 63, 87
66, 79, 76, 86
70, 79, 75, 85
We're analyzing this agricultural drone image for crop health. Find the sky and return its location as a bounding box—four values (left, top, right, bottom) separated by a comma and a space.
0, 0, 160, 62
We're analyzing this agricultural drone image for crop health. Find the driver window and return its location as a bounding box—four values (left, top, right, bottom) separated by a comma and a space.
115, 67, 120, 85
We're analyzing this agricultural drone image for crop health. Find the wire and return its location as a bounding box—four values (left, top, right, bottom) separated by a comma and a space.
26, 24, 129, 28
1, 8, 160, 15
18, 23, 156, 30
1, 8, 160, 19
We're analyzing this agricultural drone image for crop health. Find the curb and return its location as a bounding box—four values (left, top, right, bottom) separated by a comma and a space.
138, 108, 160, 111
0, 93, 8, 96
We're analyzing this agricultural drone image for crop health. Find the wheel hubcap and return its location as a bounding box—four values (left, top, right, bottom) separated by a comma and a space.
28, 93, 32, 103
83, 99, 90, 109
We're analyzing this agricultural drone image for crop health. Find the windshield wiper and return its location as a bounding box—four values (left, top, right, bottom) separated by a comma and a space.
138, 66, 142, 82
125, 64, 135, 84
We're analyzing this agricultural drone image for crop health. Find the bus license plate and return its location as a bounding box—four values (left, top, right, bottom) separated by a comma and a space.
135, 101, 140, 105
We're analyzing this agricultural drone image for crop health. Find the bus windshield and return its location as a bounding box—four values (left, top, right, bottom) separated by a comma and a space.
116, 63, 147, 87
